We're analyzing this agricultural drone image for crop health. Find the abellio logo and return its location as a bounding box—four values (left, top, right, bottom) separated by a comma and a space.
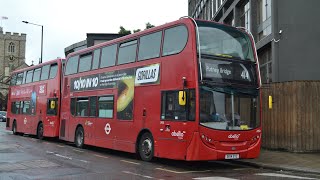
228, 134, 240, 139
73, 76, 99, 91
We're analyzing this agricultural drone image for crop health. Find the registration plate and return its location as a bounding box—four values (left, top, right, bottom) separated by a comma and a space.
225, 154, 239, 159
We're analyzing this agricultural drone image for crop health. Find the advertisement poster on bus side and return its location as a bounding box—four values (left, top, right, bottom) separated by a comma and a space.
70, 63, 160, 120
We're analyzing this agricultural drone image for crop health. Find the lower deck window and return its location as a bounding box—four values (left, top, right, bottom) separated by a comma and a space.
98, 96, 114, 118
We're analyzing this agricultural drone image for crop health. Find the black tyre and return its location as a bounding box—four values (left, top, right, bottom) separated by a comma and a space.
75, 126, 84, 148
138, 132, 154, 161
12, 121, 17, 135
37, 123, 44, 140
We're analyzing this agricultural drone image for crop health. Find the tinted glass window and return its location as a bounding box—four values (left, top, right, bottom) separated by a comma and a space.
90, 96, 97, 116
16, 73, 23, 85
49, 63, 58, 79
100, 45, 117, 68
138, 31, 162, 61
33, 68, 41, 82
79, 53, 92, 72
41, 65, 50, 80
10, 74, 17, 85
11, 102, 20, 114
65, 56, 79, 75
118, 40, 137, 65
70, 98, 75, 116
22, 101, 30, 114
25, 70, 33, 84
98, 96, 114, 118
76, 97, 89, 117
92, 49, 101, 70
162, 26, 188, 56
22, 71, 27, 84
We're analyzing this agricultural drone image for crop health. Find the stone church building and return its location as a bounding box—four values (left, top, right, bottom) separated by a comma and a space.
0, 27, 28, 110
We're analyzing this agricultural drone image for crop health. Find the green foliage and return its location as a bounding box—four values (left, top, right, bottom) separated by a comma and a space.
133, 29, 141, 33
118, 22, 155, 35
145, 22, 155, 29
119, 26, 131, 35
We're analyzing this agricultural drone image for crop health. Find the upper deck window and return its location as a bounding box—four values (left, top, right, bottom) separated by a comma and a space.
100, 45, 117, 68
162, 25, 188, 56
138, 31, 162, 61
33, 68, 41, 82
49, 63, 58, 79
65, 56, 79, 75
25, 70, 33, 84
10, 74, 17, 85
41, 65, 50, 80
16, 73, 24, 85
92, 49, 101, 70
118, 40, 137, 65
79, 53, 92, 73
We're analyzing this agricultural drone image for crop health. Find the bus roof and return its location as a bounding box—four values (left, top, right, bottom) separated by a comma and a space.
66, 18, 195, 59
11, 58, 64, 75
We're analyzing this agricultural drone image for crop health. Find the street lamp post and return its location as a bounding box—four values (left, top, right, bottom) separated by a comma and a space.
22, 21, 43, 64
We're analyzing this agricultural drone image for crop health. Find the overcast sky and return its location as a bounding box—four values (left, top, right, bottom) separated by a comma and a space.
0, 0, 187, 65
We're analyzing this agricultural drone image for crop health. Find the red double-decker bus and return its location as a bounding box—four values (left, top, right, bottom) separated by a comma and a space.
60, 17, 261, 161
6, 58, 64, 139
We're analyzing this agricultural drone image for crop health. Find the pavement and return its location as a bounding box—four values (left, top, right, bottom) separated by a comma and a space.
235, 148, 320, 175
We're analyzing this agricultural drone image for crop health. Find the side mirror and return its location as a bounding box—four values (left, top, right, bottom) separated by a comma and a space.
178, 91, 186, 106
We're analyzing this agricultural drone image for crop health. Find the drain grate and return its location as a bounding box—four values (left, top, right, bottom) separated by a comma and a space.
0, 160, 59, 172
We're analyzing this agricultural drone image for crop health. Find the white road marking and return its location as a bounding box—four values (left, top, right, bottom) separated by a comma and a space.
94, 154, 109, 159
79, 159, 89, 163
30, 138, 37, 141
122, 171, 154, 179
255, 173, 317, 179
46, 151, 55, 154
193, 177, 238, 180
55, 154, 72, 160
155, 167, 211, 174
56, 145, 64, 148
120, 160, 140, 165
72, 149, 84, 153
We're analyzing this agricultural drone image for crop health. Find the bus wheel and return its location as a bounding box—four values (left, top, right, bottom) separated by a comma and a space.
37, 123, 44, 140
138, 132, 154, 161
75, 126, 84, 148
12, 121, 17, 135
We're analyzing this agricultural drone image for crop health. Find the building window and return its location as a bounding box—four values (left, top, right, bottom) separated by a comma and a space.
240, 1, 251, 31
262, 0, 271, 22
258, 0, 272, 41
8, 42, 15, 53
259, 47, 272, 83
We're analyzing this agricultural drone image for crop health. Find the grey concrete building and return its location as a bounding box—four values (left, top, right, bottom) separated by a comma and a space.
188, 0, 320, 83
65, 33, 124, 57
